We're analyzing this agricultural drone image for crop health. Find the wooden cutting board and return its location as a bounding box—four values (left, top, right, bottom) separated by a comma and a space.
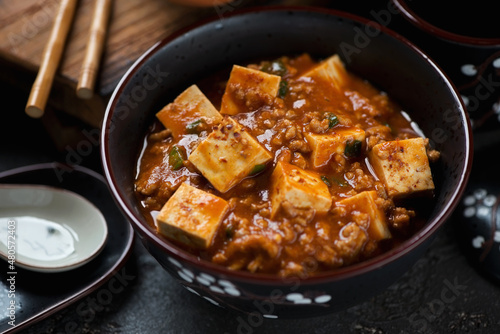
0, 0, 224, 127
0, 0, 324, 128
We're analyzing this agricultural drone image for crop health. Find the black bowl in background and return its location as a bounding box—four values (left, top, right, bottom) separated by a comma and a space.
101, 7, 472, 318
392, 0, 500, 46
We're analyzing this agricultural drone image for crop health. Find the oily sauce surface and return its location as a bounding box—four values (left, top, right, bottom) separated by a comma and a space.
135, 54, 437, 277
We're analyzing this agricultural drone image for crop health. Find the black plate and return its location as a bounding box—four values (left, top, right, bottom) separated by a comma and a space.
0, 162, 134, 333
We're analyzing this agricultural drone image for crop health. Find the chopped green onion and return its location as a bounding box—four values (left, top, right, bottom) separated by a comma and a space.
322, 175, 347, 187
331, 176, 348, 187
225, 226, 234, 239
384, 122, 394, 133
169, 145, 185, 170
186, 119, 206, 134
344, 140, 362, 157
249, 163, 266, 176
321, 175, 331, 187
278, 80, 288, 98
261, 59, 288, 77
325, 113, 339, 129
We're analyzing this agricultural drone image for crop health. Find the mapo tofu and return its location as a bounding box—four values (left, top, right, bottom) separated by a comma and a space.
134, 53, 440, 277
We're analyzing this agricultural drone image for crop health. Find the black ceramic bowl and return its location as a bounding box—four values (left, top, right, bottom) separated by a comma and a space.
392, 0, 500, 46
101, 7, 473, 318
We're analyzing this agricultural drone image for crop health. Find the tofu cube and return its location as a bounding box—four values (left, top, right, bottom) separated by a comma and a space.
305, 127, 365, 167
188, 117, 273, 193
336, 190, 391, 241
220, 65, 281, 115
270, 161, 332, 218
156, 183, 229, 249
156, 84, 222, 140
368, 137, 434, 198
301, 54, 348, 90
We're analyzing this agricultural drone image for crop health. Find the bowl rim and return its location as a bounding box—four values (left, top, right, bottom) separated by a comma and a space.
101, 5, 473, 285
391, 0, 500, 47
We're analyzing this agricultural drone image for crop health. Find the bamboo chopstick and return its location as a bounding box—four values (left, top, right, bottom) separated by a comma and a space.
76, 0, 112, 99
25, 0, 78, 118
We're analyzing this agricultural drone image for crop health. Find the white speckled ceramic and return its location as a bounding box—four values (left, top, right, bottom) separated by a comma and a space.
0, 185, 108, 273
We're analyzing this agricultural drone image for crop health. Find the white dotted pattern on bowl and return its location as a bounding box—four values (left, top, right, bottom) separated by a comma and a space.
166, 256, 335, 316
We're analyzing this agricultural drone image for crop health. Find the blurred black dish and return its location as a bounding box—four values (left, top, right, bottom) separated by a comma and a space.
0, 163, 134, 333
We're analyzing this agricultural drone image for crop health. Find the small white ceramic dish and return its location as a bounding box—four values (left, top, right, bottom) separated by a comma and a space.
0, 184, 108, 273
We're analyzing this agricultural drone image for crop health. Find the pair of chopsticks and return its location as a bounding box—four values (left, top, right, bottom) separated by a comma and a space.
25, 0, 112, 118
